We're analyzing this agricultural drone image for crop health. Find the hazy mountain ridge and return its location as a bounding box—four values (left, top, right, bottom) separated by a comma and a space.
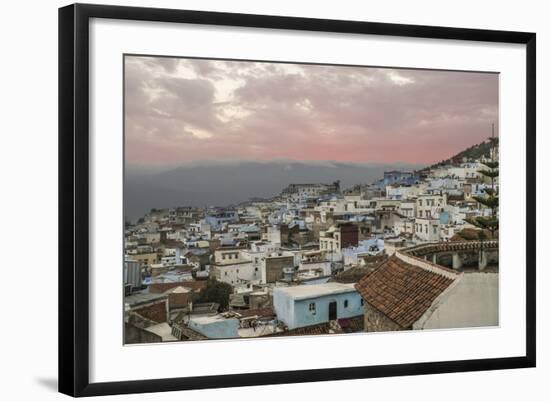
124, 160, 424, 221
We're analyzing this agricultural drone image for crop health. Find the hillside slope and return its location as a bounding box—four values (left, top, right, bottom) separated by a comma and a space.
423, 139, 497, 171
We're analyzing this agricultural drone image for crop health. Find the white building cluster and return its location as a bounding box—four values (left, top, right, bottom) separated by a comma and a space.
123, 144, 499, 343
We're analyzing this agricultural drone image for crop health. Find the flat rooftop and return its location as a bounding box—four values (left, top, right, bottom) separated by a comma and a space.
125, 292, 166, 307
274, 283, 357, 300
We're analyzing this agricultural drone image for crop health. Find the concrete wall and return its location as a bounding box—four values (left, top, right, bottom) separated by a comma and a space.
414, 218, 440, 242
124, 259, 141, 289
273, 288, 295, 329
124, 322, 162, 344
188, 317, 240, 339
298, 260, 331, 275
132, 252, 159, 267
213, 261, 258, 285
414, 273, 499, 330
264, 256, 294, 283
167, 291, 193, 309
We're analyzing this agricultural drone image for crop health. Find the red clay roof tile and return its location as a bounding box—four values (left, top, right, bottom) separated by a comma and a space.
355, 255, 456, 328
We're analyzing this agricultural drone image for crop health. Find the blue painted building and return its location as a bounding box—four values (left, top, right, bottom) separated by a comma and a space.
202, 210, 239, 231
439, 211, 451, 225
273, 283, 363, 329
382, 171, 419, 187
188, 316, 239, 339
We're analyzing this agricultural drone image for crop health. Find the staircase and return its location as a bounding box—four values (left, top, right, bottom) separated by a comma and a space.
328, 320, 344, 334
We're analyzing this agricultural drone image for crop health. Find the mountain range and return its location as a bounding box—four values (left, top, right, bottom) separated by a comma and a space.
124, 160, 425, 221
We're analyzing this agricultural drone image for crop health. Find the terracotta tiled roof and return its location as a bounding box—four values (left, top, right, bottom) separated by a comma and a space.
355, 255, 457, 328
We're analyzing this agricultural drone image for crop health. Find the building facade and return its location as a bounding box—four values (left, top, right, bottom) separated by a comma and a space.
273, 283, 363, 329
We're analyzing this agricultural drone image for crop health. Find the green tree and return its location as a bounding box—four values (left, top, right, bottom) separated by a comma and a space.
195, 278, 233, 311
465, 132, 499, 239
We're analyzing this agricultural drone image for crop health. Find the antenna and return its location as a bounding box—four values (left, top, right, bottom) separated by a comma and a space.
491, 122, 496, 162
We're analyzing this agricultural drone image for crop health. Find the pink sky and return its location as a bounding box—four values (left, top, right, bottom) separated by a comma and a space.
125, 56, 498, 167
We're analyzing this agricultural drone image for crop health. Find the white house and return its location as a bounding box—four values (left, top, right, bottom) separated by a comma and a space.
273, 283, 364, 329
416, 193, 447, 219
211, 248, 260, 285
399, 200, 417, 218
298, 259, 332, 276
414, 217, 440, 242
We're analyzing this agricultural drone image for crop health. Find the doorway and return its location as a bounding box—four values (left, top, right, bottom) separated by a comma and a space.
328, 301, 337, 321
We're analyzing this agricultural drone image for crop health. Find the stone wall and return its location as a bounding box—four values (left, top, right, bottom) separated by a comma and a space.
364, 302, 405, 332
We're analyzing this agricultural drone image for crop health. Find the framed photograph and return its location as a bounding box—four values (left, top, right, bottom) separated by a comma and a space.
58, 3, 536, 397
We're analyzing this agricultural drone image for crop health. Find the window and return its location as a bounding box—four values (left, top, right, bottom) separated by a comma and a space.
309, 302, 316, 313
254, 267, 258, 272
361, 298, 364, 306
344, 300, 349, 308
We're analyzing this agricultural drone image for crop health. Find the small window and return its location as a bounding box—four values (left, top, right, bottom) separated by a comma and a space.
309, 302, 316, 313
344, 300, 349, 308
361, 299, 364, 306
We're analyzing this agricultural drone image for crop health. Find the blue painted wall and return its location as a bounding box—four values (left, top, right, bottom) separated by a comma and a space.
382, 171, 419, 186
274, 289, 363, 329
188, 317, 239, 339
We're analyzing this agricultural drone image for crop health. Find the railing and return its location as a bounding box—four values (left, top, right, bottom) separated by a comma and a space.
402, 240, 498, 257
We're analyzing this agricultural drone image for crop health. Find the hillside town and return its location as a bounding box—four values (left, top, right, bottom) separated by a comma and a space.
124, 140, 499, 343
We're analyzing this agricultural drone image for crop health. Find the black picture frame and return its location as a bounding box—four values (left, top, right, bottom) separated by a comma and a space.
59, 3, 536, 397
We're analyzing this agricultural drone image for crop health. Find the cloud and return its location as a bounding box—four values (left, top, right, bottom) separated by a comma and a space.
124, 56, 498, 166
